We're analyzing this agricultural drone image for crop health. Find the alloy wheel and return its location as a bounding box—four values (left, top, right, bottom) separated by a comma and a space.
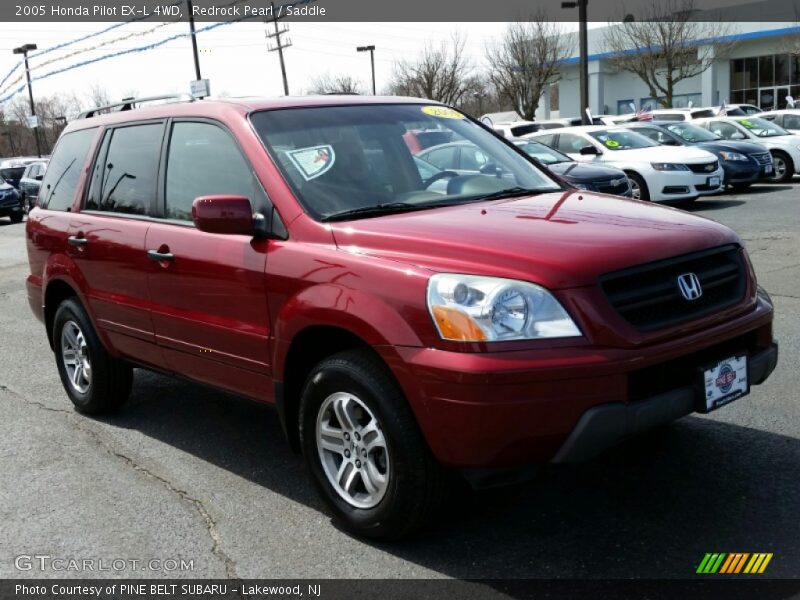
773, 157, 787, 181
316, 391, 390, 509
61, 320, 92, 394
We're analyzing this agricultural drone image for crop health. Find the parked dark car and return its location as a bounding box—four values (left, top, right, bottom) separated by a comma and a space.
622, 121, 773, 190
512, 138, 631, 196
27, 96, 777, 539
18, 160, 49, 211
0, 176, 23, 223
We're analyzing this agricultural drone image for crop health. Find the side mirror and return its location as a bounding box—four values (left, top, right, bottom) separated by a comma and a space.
192, 195, 254, 235
579, 145, 601, 155
34, 174, 43, 181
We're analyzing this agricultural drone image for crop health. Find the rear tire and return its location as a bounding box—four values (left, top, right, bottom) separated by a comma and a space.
299, 349, 446, 539
731, 182, 752, 191
53, 297, 132, 414
626, 171, 650, 201
770, 151, 793, 183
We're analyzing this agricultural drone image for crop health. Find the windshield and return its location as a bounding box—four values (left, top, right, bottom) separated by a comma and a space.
250, 104, 561, 221
735, 117, 789, 137
588, 129, 658, 151
516, 141, 571, 164
664, 122, 720, 142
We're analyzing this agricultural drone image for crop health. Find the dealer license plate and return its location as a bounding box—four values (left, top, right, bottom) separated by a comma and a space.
707, 175, 720, 187
699, 354, 749, 413
765, 165, 773, 174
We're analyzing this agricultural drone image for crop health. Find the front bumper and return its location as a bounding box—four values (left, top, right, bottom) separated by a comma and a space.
721, 160, 762, 185
552, 342, 777, 463
647, 168, 724, 201
388, 292, 775, 469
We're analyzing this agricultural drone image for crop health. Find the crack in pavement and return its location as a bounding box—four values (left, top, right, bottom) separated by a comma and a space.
771, 293, 800, 300
0, 383, 239, 578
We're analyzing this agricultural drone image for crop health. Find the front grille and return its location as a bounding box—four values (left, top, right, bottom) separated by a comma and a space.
0, 195, 19, 208
751, 152, 772, 165
687, 160, 719, 174
594, 177, 629, 195
600, 245, 747, 331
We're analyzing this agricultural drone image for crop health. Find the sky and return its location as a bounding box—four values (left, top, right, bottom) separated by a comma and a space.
0, 21, 533, 110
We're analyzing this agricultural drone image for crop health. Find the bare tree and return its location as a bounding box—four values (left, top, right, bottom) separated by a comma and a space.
308, 74, 363, 95
85, 82, 112, 108
387, 32, 473, 105
485, 17, 569, 121
603, 0, 734, 108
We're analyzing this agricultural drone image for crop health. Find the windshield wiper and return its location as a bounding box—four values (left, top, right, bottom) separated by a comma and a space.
321, 202, 433, 222
465, 187, 549, 203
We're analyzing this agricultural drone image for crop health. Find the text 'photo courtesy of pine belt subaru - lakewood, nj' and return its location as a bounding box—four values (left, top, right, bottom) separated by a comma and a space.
25, 95, 778, 540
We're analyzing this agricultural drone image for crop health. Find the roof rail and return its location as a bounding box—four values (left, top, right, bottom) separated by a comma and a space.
78, 94, 195, 119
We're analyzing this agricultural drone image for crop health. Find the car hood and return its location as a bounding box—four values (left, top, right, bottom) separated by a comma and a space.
759, 135, 800, 146
0, 182, 15, 191
329, 191, 739, 290
694, 140, 767, 154
547, 161, 625, 180
611, 145, 717, 163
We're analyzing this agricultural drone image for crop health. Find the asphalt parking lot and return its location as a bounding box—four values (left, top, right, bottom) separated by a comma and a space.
0, 183, 798, 581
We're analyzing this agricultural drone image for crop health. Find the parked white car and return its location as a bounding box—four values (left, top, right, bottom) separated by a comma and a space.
529, 126, 724, 202
649, 108, 717, 121
491, 121, 540, 138
756, 109, 800, 134
694, 116, 800, 182
717, 104, 762, 116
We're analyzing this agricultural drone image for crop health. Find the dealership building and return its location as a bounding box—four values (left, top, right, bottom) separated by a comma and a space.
542, 7, 800, 119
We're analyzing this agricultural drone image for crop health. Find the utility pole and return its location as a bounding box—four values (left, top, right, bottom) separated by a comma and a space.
186, 0, 202, 80
357, 45, 376, 95
562, 0, 590, 124
266, 2, 291, 96
13, 43, 42, 158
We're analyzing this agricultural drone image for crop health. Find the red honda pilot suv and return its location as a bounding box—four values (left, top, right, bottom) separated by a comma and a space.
26, 96, 777, 539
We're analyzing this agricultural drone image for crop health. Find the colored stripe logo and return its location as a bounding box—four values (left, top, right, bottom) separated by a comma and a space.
697, 553, 773, 574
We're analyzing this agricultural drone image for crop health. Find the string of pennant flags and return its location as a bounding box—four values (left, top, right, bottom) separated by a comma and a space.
0, 0, 316, 107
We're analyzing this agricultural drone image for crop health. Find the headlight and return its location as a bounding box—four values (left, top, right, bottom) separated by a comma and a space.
719, 151, 748, 161
427, 274, 582, 342
651, 163, 690, 171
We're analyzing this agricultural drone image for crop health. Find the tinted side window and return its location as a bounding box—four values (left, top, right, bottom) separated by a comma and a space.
87, 123, 162, 215
423, 146, 457, 169
783, 114, 800, 129
708, 121, 738, 139
165, 122, 267, 221
39, 128, 96, 211
556, 133, 586, 153
535, 133, 556, 146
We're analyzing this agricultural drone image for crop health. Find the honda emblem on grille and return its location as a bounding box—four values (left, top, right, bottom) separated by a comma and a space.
677, 272, 703, 301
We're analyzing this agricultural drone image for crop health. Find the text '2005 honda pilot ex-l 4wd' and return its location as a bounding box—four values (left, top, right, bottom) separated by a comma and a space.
26, 95, 778, 539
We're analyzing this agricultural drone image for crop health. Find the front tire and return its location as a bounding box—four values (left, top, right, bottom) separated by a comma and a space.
626, 171, 650, 201
299, 349, 445, 539
9, 211, 23, 223
770, 151, 794, 183
53, 298, 132, 414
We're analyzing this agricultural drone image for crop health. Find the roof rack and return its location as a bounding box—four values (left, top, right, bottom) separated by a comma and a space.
78, 94, 195, 119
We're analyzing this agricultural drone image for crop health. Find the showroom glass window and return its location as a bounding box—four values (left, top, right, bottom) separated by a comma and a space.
729, 54, 800, 109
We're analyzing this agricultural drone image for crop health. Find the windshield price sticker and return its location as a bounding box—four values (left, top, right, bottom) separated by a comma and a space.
286, 145, 336, 181
604, 139, 620, 148
421, 106, 466, 119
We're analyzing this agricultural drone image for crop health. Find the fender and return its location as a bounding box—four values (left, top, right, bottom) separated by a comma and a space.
42, 253, 118, 356
271, 282, 424, 377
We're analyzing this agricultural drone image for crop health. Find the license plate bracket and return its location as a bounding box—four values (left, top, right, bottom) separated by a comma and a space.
696, 354, 749, 413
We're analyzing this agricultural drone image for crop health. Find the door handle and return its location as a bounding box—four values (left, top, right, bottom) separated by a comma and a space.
67, 235, 87, 247
147, 249, 175, 262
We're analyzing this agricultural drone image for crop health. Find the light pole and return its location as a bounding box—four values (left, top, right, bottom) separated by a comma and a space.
562, 0, 589, 125
13, 43, 42, 158
357, 45, 376, 95
473, 91, 486, 116
186, 0, 202, 81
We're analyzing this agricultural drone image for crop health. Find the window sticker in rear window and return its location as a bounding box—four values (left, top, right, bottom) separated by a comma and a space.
286, 145, 336, 181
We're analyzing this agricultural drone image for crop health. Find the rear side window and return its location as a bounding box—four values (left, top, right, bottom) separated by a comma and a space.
85, 123, 162, 215
783, 114, 800, 129
39, 128, 96, 211
164, 122, 267, 221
